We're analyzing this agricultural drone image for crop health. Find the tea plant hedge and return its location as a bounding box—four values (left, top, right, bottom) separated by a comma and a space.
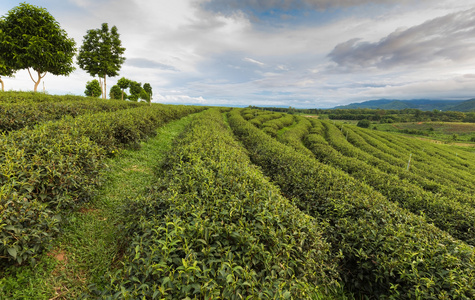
228, 108, 475, 299
0, 91, 93, 103
282, 120, 475, 245
0, 99, 145, 132
100, 109, 340, 299
321, 120, 475, 205
0, 99, 205, 266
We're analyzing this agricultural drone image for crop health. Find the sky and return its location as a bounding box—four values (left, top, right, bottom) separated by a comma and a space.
1, 0, 475, 108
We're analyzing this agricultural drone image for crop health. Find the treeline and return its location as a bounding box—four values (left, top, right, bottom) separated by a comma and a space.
248, 106, 475, 123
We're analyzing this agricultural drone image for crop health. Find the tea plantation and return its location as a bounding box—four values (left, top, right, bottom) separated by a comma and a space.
1, 93, 474, 299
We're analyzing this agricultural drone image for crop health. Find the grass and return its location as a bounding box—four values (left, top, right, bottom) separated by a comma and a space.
0, 114, 195, 299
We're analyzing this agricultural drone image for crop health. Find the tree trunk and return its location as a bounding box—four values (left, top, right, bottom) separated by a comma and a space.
0, 77, 4, 92
28, 69, 46, 92
121, 90, 124, 101
103, 75, 107, 99
99, 77, 103, 98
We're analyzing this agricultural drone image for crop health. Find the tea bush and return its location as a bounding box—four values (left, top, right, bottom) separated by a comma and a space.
0, 101, 206, 266
0, 91, 94, 103
101, 109, 340, 299
0, 185, 59, 266
228, 109, 475, 299
0, 99, 144, 132
298, 127, 475, 245
320, 120, 475, 205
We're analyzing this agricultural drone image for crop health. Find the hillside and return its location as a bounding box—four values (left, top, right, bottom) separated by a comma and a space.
449, 98, 475, 111
334, 98, 472, 111
1, 93, 475, 299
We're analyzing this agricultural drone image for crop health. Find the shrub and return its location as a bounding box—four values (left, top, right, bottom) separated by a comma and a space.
0, 185, 60, 266
228, 109, 475, 299
101, 109, 339, 299
356, 119, 370, 128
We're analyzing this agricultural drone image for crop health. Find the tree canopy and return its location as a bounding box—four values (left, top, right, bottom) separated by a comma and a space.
85, 79, 102, 98
117, 77, 130, 101
109, 85, 123, 100
0, 3, 76, 92
143, 83, 152, 105
77, 23, 126, 99
0, 58, 15, 92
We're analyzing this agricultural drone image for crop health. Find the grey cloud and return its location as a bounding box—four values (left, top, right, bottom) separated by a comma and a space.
328, 8, 475, 71
201, 0, 411, 14
126, 58, 177, 71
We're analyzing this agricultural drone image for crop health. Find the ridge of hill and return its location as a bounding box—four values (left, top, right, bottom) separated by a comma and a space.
334, 99, 475, 111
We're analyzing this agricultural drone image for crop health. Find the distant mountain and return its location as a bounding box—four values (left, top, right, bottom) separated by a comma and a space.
333, 99, 474, 111
448, 99, 475, 112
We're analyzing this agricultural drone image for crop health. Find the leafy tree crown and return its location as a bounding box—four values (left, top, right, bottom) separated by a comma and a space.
0, 3, 76, 75
77, 23, 126, 78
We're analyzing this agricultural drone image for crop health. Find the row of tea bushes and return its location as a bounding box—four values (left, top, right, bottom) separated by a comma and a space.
341, 124, 474, 192
320, 120, 475, 206
101, 109, 340, 299
248, 112, 284, 127
0, 99, 145, 132
361, 126, 475, 174
228, 109, 475, 299
0, 103, 205, 266
347, 125, 475, 191
274, 115, 475, 245
241, 109, 276, 121
299, 125, 475, 245
0, 91, 96, 103
260, 113, 295, 137
276, 115, 314, 157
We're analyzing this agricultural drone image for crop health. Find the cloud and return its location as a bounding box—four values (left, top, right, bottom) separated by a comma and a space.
243, 57, 265, 66
200, 0, 413, 13
156, 91, 207, 104
328, 8, 475, 71
126, 58, 177, 70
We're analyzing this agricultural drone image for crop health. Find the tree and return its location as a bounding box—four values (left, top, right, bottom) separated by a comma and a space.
127, 80, 143, 102
85, 79, 102, 98
117, 77, 130, 101
0, 3, 76, 92
0, 59, 15, 92
357, 119, 371, 128
77, 23, 126, 99
143, 83, 152, 106
139, 89, 149, 103
110, 85, 122, 100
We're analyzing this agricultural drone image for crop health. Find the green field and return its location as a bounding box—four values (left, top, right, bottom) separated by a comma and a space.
1, 93, 475, 299
373, 121, 475, 144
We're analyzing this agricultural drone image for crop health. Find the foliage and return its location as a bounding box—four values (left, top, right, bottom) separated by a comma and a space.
116, 77, 130, 100
0, 56, 16, 91
143, 83, 152, 104
127, 80, 143, 102
229, 109, 475, 299
0, 94, 205, 266
109, 84, 122, 100
0, 96, 144, 133
0, 3, 76, 91
84, 79, 102, 98
101, 109, 339, 299
77, 23, 125, 98
356, 119, 370, 128
0, 185, 60, 266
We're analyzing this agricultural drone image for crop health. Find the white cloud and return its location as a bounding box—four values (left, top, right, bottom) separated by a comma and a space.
243, 57, 266, 66
1, 0, 475, 107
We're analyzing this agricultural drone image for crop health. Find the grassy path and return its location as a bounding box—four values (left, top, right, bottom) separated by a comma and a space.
0, 115, 194, 299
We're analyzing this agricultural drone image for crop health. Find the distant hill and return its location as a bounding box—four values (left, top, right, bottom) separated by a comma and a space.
334, 99, 475, 111
448, 99, 475, 112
